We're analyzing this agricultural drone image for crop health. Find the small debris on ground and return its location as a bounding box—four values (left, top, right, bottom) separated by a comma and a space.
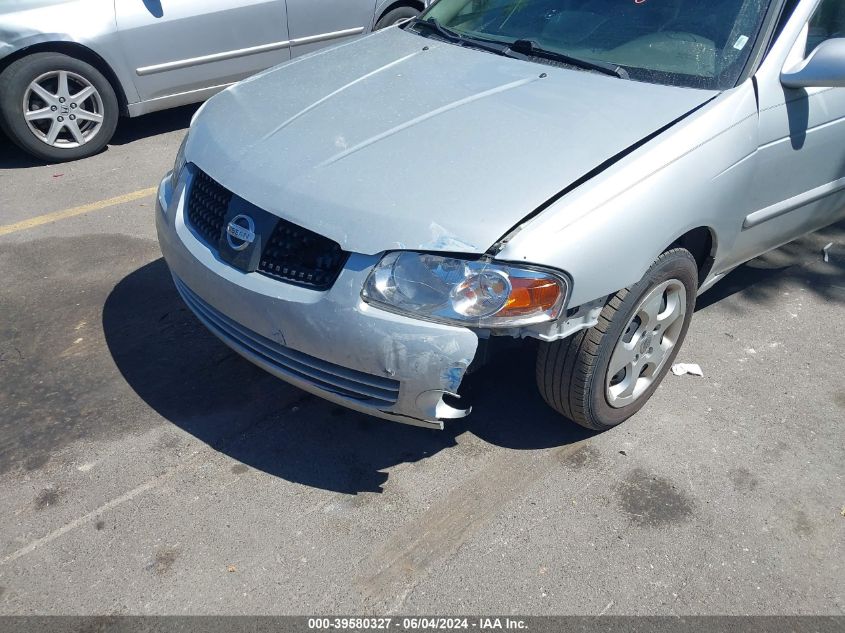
227, 565, 237, 573
671, 363, 704, 377
840, 506, 845, 518
619, 450, 627, 456
823, 242, 833, 262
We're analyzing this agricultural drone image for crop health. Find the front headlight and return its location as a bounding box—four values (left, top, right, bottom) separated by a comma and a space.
361, 252, 569, 328
170, 134, 188, 190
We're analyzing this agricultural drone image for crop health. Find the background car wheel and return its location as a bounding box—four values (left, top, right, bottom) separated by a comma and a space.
375, 6, 421, 29
536, 248, 699, 431
0, 52, 119, 162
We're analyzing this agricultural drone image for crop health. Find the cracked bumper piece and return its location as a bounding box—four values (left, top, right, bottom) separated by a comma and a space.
155, 175, 478, 429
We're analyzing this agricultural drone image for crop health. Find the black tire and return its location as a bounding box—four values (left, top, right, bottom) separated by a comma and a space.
375, 6, 421, 29
0, 52, 119, 162
536, 248, 699, 431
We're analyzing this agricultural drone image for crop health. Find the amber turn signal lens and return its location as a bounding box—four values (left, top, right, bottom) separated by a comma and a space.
499, 277, 562, 317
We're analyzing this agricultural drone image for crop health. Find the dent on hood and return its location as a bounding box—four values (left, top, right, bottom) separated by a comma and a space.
420, 222, 477, 252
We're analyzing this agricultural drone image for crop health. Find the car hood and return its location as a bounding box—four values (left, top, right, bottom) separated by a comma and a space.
188, 27, 716, 255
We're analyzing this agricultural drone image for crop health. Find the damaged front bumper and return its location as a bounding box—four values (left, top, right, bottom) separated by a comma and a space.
154, 173, 479, 429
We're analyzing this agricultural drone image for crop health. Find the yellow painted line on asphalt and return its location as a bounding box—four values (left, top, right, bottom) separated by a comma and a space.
0, 186, 157, 237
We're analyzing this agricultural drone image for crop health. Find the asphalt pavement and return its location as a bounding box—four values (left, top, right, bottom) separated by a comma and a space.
0, 108, 843, 615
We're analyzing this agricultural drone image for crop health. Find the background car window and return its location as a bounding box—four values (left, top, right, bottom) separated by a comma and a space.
806, 0, 845, 56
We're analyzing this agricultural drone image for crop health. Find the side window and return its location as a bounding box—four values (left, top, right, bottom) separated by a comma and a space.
806, 0, 845, 56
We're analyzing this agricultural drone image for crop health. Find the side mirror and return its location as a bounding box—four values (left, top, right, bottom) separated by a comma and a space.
781, 38, 845, 89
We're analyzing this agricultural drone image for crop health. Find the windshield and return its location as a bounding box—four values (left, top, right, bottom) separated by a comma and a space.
416, 0, 774, 89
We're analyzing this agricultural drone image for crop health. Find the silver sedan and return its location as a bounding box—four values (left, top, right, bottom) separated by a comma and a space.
0, 0, 426, 162
157, 0, 845, 431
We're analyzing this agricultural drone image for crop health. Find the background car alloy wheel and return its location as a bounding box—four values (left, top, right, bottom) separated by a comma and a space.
23, 70, 105, 149
0, 52, 119, 162
536, 248, 698, 431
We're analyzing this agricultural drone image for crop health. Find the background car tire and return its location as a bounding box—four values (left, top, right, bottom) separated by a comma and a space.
536, 248, 699, 431
375, 6, 421, 29
0, 52, 119, 162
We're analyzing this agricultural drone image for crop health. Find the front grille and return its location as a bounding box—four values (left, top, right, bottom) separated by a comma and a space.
185, 169, 348, 291
186, 170, 232, 245
258, 221, 348, 290
174, 276, 400, 408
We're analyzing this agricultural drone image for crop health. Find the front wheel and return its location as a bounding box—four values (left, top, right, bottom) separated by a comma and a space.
536, 248, 699, 431
0, 52, 119, 162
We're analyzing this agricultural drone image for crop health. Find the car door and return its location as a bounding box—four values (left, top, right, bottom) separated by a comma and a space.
285, 0, 378, 58
115, 0, 290, 105
730, 0, 845, 266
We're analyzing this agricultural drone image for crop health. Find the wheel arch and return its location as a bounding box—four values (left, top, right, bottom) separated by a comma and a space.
375, 0, 426, 26
0, 40, 130, 116
666, 226, 718, 286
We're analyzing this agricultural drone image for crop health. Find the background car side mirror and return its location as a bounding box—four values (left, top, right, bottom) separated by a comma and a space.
781, 38, 845, 89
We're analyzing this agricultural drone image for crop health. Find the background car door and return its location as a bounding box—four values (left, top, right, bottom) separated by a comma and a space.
285, 0, 378, 58
730, 0, 845, 267
115, 0, 290, 104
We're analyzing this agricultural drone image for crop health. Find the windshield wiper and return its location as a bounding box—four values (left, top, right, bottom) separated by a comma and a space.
407, 20, 626, 78
506, 39, 629, 79
408, 17, 465, 44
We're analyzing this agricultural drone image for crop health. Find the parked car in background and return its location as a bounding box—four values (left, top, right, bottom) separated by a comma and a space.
0, 0, 427, 162
156, 0, 845, 432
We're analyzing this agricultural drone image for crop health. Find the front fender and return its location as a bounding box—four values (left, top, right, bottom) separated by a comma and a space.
496, 81, 760, 309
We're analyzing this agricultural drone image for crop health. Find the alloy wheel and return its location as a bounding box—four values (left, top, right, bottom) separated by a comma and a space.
22, 70, 105, 149
606, 279, 687, 408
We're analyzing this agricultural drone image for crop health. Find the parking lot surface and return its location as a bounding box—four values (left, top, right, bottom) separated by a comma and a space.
0, 110, 843, 615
